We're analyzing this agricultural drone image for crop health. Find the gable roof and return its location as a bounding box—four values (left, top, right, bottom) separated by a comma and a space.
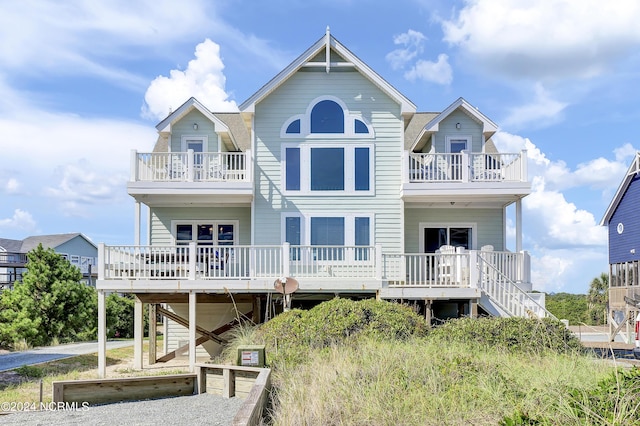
155, 97, 249, 151
0, 233, 99, 254
156, 97, 229, 133
20, 233, 97, 253
409, 97, 498, 151
0, 238, 22, 252
600, 152, 640, 226
239, 28, 417, 116
404, 112, 438, 150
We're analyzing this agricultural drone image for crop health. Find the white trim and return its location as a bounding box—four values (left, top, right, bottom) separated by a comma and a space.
281, 142, 374, 196
281, 212, 374, 246
280, 95, 374, 139
418, 222, 478, 252
239, 33, 416, 115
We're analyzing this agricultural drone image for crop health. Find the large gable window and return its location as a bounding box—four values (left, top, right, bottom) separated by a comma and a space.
280, 96, 373, 138
311, 148, 344, 190
283, 144, 373, 195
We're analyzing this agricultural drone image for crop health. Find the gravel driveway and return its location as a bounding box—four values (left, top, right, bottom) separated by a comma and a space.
0, 393, 245, 425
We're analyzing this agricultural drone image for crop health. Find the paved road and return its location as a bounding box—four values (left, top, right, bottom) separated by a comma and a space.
0, 340, 133, 372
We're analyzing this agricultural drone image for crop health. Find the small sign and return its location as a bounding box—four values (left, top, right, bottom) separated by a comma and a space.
241, 350, 259, 366
236, 345, 266, 367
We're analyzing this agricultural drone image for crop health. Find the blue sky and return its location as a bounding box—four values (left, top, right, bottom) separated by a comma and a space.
1, 0, 639, 294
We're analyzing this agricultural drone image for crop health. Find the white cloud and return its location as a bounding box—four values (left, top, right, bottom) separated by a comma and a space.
386, 30, 427, 70
404, 54, 453, 85
501, 84, 568, 129
4, 178, 21, 194
493, 133, 634, 192
530, 253, 572, 293
0, 0, 214, 87
441, 0, 640, 81
143, 39, 238, 121
529, 248, 607, 293
0, 209, 37, 233
524, 180, 607, 248
386, 30, 452, 85
0, 81, 156, 215
43, 161, 127, 218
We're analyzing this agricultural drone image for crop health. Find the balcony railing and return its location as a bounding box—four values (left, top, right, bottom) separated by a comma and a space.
130, 150, 250, 183
99, 243, 380, 281
0, 252, 28, 265
406, 151, 527, 183
99, 244, 529, 289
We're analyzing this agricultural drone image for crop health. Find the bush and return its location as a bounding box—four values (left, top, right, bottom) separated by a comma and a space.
257, 298, 428, 367
428, 316, 582, 354
14, 365, 44, 379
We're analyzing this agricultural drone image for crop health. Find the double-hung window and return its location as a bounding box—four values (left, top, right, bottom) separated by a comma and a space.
283, 144, 373, 194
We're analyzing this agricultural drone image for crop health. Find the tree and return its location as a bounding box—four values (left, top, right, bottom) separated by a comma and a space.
587, 272, 609, 325
545, 293, 590, 325
0, 244, 97, 348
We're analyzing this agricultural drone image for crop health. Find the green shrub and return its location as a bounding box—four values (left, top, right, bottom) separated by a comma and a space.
14, 365, 44, 379
257, 298, 427, 367
428, 316, 582, 354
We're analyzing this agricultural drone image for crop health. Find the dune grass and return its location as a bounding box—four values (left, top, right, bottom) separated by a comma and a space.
268, 338, 616, 425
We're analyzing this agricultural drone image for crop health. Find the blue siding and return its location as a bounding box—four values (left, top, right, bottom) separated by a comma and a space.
56, 236, 97, 258
609, 174, 640, 263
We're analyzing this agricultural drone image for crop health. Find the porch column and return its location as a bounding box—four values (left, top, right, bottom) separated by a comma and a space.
515, 198, 523, 253
189, 291, 197, 372
134, 201, 141, 246
97, 290, 106, 378
149, 303, 157, 364
133, 295, 144, 370
424, 299, 432, 328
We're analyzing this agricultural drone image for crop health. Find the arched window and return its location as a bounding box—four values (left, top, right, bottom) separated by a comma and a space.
355, 119, 368, 134
286, 119, 301, 134
311, 100, 344, 133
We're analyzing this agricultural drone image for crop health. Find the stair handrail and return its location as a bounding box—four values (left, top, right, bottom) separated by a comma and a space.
477, 255, 557, 320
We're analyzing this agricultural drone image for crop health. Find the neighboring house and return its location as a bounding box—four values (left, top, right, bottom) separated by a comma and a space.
0, 233, 98, 290
600, 151, 640, 335
95, 29, 549, 376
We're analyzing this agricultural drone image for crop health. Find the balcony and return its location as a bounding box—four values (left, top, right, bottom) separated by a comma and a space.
402, 151, 531, 205
96, 243, 530, 298
127, 150, 253, 205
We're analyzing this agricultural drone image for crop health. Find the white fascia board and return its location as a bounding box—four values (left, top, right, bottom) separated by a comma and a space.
239, 34, 417, 115
155, 97, 230, 135
423, 97, 498, 135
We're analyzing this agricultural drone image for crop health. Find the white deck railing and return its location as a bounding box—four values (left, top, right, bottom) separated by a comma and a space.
131, 150, 249, 183
477, 253, 554, 319
99, 243, 379, 280
407, 151, 527, 183
382, 250, 526, 289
